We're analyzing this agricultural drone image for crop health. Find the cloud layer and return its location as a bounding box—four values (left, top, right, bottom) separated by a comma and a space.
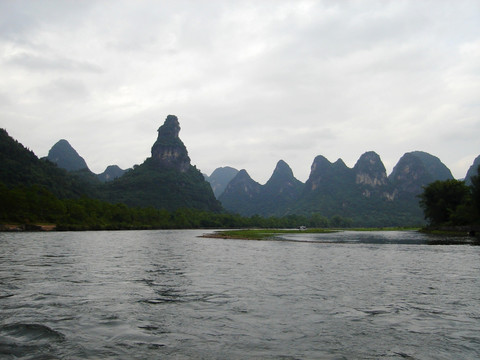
1, 0, 479, 183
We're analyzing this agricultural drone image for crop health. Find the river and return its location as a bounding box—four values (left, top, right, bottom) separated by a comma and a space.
0, 230, 479, 359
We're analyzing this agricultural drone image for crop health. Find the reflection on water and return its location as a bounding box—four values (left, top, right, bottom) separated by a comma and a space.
0, 230, 479, 359
279, 229, 478, 245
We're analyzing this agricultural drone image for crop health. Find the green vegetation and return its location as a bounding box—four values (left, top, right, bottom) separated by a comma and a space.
102, 158, 222, 212
0, 129, 101, 199
205, 228, 337, 240
0, 127, 357, 231
204, 227, 420, 241
0, 182, 356, 230
419, 166, 480, 227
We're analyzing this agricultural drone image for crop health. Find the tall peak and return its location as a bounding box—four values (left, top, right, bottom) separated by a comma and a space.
271, 159, 293, 177
264, 160, 304, 204
157, 114, 180, 139
151, 115, 190, 172
353, 151, 388, 187
389, 151, 453, 194
47, 139, 89, 171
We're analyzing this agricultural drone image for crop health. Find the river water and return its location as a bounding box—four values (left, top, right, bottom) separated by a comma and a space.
0, 230, 479, 359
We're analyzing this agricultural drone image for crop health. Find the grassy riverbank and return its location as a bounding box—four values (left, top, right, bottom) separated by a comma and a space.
202, 227, 426, 241
202, 228, 340, 240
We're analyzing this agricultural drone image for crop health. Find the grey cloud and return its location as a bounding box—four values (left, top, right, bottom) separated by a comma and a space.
0, 0, 479, 181
36, 78, 90, 102
7, 53, 102, 73
0, 1, 93, 39
0, 92, 12, 107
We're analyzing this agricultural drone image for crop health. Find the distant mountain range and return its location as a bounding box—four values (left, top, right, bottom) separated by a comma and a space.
44, 139, 127, 182
2, 115, 478, 226
211, 150, 478, 227
203, 166, 239, 198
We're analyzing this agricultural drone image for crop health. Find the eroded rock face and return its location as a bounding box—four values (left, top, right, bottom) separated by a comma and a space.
307, 156, 352, 192
151, 115, 190, 172
389, 151, 453, 195
353, 151, 388, 187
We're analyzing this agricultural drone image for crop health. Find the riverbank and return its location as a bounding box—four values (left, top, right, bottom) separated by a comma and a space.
202, 227, 480, 244
0, 223, 56, 232
420, 225, 480, 237
200, 228, 338, 240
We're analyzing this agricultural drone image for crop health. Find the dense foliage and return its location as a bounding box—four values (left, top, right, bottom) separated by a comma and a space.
0, 182, 354, 230
0, 128, 221, 213
103, 158, 223, 212
419, 166, 480, 226
0, 129, 100, 199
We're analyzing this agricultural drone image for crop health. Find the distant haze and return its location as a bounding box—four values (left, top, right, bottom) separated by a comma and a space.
1, 1, 479, 183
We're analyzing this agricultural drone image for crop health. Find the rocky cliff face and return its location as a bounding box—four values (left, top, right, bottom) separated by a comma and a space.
151, 115, 190, 172
353, 151, 388, 187
218, 150, 454, 226
104, 115, 222, 212
409, 151, 453, 181
47, 139, 89, 171
353, 151, 395, 200
306, 156, 353, 192
389, 151, 453, 195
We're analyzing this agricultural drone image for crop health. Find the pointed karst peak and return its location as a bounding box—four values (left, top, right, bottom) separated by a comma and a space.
157, 114, 180, 139
265, 160, 304, 199
222, 169, 261, 191
309, 155, 349, 177
353, 151, 388, 187
47, 139, 89, 171
310, 155, 331, 173
274, 159, 292, 174
333, 158, 347, 168
235, 169, 254, 181
151, 115, 190, 172
268, 160, 296, 183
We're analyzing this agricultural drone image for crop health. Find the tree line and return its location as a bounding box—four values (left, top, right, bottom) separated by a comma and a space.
0, 182, 354, 231
419, 166, 480, 227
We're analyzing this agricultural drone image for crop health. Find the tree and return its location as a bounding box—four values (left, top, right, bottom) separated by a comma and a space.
419, 179, 470, 225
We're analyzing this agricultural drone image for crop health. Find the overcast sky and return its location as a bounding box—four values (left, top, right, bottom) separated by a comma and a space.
1, 0, 479, 183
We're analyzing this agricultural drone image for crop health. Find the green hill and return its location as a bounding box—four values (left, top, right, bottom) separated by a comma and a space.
102, 115, 222, 212
0, 129, 99, 199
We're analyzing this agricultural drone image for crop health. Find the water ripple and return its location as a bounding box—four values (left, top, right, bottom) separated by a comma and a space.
0, 230, 479, 359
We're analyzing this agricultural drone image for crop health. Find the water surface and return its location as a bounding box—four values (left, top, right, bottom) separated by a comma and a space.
1, 230, 479, 359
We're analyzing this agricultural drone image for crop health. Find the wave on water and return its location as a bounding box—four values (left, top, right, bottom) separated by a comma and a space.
0, 323, 65, 358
